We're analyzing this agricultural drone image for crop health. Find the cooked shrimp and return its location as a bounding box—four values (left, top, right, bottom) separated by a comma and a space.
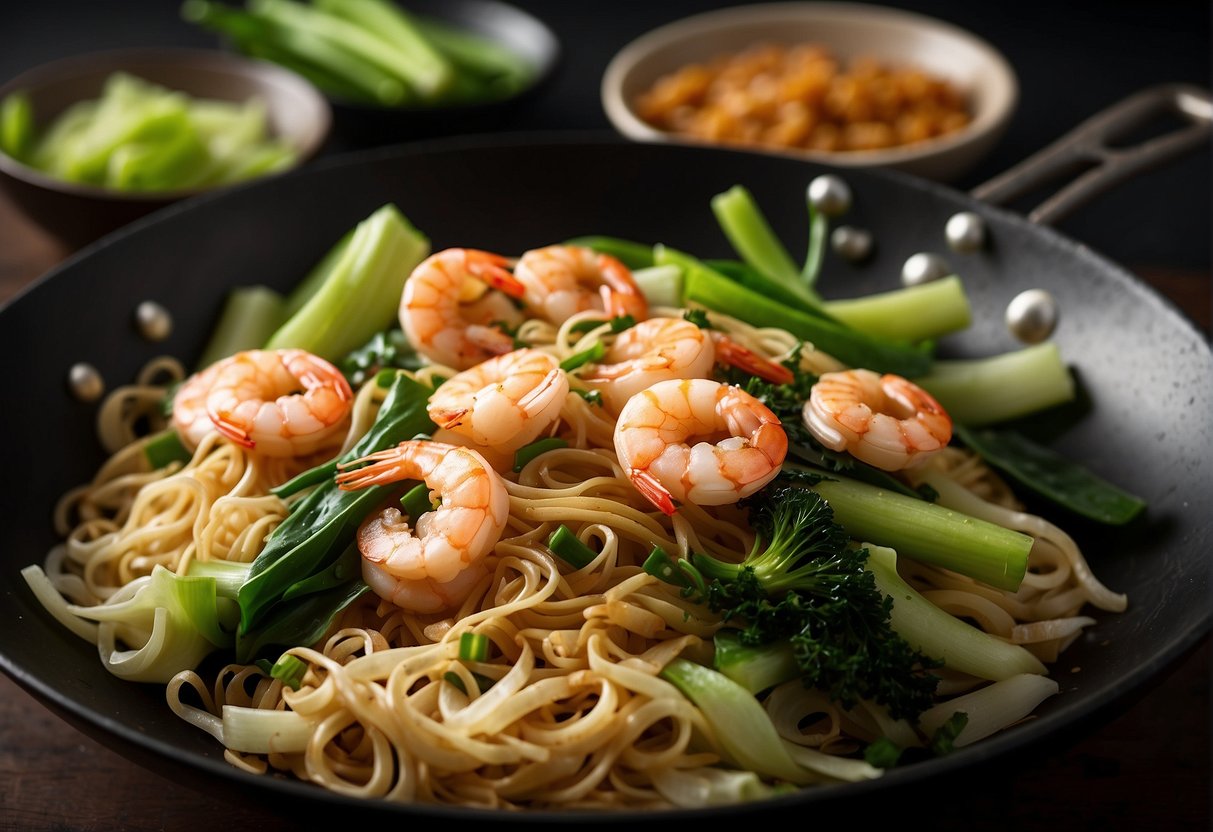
172, 348, 353, 457
400, 248, 527, 370
514, 245, 648, 324
804, 369, 952, 471
427, 348, 569, 456
582, 317, 794, 412
614, 378, 788, 515
336, 440, 509, 613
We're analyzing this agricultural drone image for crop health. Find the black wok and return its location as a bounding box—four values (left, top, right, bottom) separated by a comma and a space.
0, 88, 1209, 825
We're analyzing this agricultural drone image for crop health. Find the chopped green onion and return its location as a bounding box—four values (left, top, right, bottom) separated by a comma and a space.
863, 737, 903, 769
573, 388, 603, 407
269, 653, 308, 690
399, 482, 433, 520
143, 429, 192, 470
513, 437, 568, 472
559, 340, 606, 372
683, 308, 713, 329
443, 670, 467, 694
547, 525, 599, 569
569, 314, 635, 335
632, 264, 685, 308
459, 631, 489, 662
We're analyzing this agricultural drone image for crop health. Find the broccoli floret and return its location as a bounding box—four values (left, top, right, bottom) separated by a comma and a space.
648, 485, 940, 721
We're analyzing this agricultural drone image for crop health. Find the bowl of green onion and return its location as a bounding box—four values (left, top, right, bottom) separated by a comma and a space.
0, 47, 331, 248
183, 0, 561, 145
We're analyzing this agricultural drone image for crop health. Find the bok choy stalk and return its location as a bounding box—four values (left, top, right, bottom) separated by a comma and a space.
265, 203, 430, 362
710, 184, 972, 343
235, 371, 435, 661
913, 342, 1075, 426
863, 545, 1046, 680
660, 245, 932, 377
21, 564, 237, 683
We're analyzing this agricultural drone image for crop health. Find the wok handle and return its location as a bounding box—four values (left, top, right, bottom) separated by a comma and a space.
971, 83, 1212, 226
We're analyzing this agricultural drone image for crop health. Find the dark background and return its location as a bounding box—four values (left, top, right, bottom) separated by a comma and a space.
3, 0, 1211, 272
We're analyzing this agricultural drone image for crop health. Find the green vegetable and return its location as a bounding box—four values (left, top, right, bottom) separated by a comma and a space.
914, 342, 1075, 426
863, 737, 903, 769
660, 658, 813, 784
250, 0, 452, 98
864, 544, 1045, 680
412, 14, 533, 97
711, 629, 797, 695
1, 90, 35, 162
631, 264, 684, 308
236, 372, 434, 660
514, 437, 568, 472
824, 276, 972, 343
143, 429, 193, 470
665, 245, 932, 377
338, 328, 421, 387
41, 565, 238, 683
564, 235, 656, 270
269, 653, 308, 689
458, 632, 489, 662
398, 482, 433, 522
679, 486, 941, 720
15, 71, 296, 191
810, 476, 1033, 592
701, 259, 835, 320
955, 425, 1146, 524
547, 525, 599, 569
801, 198, 828, 286
195, 286, 287, 370
311, 0, 454, 97
265, 204, 430, 362
183, 0, 407, 105
711, 185, 824, 309
559, 340, 606, 372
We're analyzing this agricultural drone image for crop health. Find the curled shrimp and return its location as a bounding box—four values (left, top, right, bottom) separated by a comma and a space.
804, 369, 952, 471
427, 348, 569, 457
400, 248, 527, 370
172, 348, 353, 457
514, 245, 648, 324
614, 378, 788, 515
335, 440, 509, 613
581, 317, 794, 412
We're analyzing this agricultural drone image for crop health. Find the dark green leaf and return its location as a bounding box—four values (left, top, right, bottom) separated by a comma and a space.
955, 425, 1146, 524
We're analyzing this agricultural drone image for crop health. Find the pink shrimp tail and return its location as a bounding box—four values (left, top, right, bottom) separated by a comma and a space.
466, 249, 526, 298
712, 334, 794, 385
597, 254, 648, 320
630, 468, 677, 515
336, 448, 412, 491
209, 412, 256, 449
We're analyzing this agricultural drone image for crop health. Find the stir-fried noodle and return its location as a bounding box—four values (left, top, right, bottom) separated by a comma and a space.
31, 291, 1125, 810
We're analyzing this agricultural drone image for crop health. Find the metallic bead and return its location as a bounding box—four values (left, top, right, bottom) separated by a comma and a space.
68, 363, 105, 402
945, 211, 987, 253
901, 252, 951, 287
807, 174, 852, 217
135, 301, 172, 342
831, 226, 873, 262
1006, 289, 1059, 344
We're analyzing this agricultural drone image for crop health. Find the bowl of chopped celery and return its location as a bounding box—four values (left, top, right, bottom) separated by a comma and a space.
0, 47, 330, 247
183, 0, 561, 145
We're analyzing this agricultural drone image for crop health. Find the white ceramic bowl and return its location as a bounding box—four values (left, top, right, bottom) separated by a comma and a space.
602, 2, 1018, 181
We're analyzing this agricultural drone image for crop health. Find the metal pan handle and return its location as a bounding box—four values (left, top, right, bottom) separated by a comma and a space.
971, 83, 1211, 225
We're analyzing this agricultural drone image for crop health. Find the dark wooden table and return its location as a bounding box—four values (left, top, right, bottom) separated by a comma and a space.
0, 185, 1208, 829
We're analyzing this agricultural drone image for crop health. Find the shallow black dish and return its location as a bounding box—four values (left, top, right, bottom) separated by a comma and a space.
0, 135, 1208, 823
